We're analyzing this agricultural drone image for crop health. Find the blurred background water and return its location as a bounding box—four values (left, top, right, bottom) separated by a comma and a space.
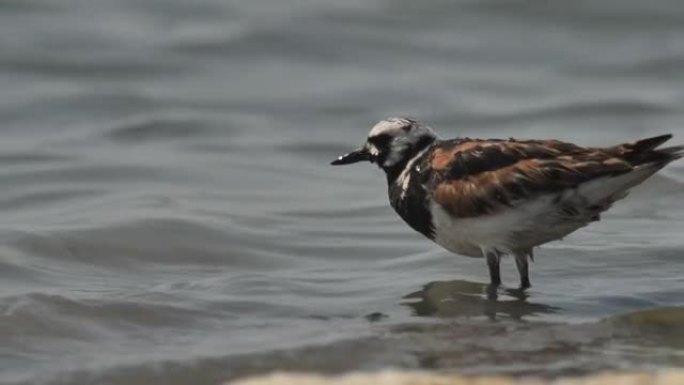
0, 0, 683, 384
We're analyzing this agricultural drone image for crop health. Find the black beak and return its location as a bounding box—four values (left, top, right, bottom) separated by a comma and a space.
330, 148, 371, 165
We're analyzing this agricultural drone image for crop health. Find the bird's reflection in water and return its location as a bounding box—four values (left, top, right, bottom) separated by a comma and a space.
402, 280, 559, 320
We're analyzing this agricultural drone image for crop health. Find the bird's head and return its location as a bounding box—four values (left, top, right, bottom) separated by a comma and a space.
331, 118, 437, 173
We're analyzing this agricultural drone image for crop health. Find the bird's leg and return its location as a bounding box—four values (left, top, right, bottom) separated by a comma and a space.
484, 249, 502, 287
514, 253, 531, 290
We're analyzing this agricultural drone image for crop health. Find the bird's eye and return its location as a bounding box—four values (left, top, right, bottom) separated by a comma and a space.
368, 134, 392, 148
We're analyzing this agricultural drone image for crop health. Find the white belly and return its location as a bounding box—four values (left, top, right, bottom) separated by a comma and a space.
429, 195, 589, 257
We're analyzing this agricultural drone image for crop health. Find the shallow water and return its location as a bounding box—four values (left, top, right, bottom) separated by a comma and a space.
1, 0, 684, 384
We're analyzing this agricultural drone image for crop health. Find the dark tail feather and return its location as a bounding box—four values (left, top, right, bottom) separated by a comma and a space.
657, 145, 684, 160
614, 134, 683, 165
629, 134, 673, 152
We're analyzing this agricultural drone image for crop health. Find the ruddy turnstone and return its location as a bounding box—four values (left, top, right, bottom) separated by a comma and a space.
331, 118, 683, 289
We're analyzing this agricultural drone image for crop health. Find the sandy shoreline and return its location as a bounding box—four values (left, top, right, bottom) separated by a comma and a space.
231, 370, 684, 385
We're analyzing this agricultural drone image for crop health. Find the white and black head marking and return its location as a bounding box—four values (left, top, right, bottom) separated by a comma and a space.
331, 118, 437, 177
366, 118, 436, 168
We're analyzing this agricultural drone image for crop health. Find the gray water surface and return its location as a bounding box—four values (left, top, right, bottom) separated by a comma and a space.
1, 1, 684, 384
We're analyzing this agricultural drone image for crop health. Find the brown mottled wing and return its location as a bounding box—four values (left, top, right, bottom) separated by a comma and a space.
428, 138, 634, 218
